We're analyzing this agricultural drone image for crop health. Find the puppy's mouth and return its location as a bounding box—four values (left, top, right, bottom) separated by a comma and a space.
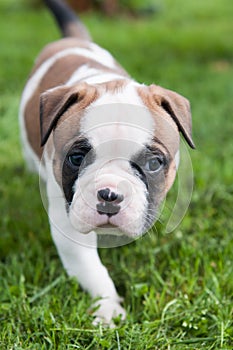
98, 223, 116, 228
95, 223, 125, 236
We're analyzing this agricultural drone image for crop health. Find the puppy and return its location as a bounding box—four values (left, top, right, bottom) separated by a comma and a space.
19, 0, 194, 325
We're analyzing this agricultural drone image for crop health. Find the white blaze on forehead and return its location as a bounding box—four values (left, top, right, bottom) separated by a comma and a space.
80, 83, 155, 157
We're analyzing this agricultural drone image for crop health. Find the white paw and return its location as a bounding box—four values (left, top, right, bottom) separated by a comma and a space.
91, 298, 126, 328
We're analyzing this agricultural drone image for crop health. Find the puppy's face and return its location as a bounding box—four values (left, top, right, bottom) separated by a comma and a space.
41, 81, 194, 237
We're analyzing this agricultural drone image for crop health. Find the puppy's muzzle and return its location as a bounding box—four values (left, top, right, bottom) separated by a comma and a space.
96, 188, 124, 217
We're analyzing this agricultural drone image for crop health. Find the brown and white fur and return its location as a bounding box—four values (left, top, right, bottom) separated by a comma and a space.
19, 0, 195, 326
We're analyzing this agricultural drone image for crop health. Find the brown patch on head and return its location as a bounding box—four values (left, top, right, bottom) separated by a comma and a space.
138, 85, 180, 158
146, 137, 177, 195
165, 159, 177, 192
137, 84, 194, 149
137, 83, 194, 198
97, 79, 128, 93
41, 82, 99, 148
40, 83, 98, 187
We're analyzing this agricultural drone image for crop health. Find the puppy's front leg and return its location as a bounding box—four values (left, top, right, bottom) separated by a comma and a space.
48, 209, 126, 325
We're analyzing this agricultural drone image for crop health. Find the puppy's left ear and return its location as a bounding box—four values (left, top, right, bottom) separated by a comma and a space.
40, 83, 97, 147
149, 84, 195, 149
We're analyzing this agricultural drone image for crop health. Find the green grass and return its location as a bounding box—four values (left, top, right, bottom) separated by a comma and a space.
0, 0, 233, 348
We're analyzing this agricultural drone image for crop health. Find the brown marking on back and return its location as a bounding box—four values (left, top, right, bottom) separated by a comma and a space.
24, 33, 130, 158
25, 46, 128, 158
25, 96, 42, 158
31, 38, 91, 75
31, 38, 128, 77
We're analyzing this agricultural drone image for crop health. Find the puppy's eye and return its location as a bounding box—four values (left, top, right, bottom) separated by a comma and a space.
68, 153, 85, 168
145, 156, 164, 172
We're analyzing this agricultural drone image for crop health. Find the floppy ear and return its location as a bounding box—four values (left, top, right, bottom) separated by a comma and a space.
149, 84, 195, 149
40, 83, 97, 147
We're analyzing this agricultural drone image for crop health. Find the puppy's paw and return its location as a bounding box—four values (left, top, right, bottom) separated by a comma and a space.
91, 298, 126, 328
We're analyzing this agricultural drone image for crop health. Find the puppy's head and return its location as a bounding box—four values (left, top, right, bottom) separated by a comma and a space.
40, 81, 194, 237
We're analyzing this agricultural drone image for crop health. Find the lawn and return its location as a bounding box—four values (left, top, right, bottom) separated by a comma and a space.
0, 0, 233, 349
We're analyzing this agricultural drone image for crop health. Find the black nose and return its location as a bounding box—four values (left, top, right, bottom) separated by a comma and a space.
97, 188, 124, 203
97, 188, 124, 217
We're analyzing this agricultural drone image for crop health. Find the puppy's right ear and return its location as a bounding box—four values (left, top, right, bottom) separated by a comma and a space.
40, 83, 97, 147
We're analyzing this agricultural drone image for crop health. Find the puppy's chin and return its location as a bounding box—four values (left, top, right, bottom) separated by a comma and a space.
95, 224, 125, 236
68, 198, 149, 238
68, 214, 153, 238
68, 217, 139, 237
